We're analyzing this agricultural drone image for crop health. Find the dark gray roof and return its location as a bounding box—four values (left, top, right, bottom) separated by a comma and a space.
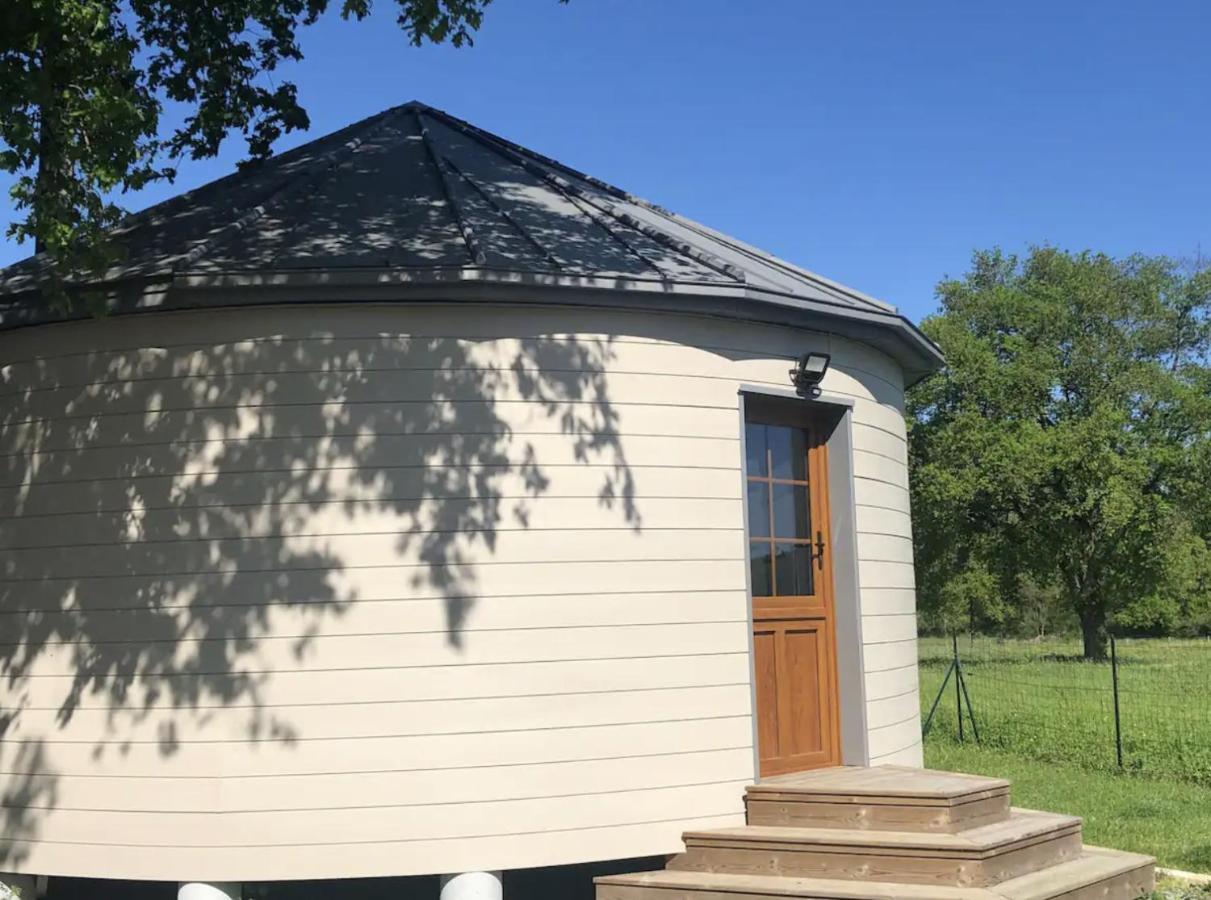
0, 101, 942, 382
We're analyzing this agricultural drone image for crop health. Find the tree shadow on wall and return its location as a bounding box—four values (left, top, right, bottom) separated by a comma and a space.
0, 322, 637, 865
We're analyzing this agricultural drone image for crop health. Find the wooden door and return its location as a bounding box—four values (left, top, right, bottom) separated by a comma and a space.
745, 404, 840, 776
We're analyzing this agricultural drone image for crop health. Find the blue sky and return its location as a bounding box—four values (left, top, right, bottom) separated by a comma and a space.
3, 0, 1208, 323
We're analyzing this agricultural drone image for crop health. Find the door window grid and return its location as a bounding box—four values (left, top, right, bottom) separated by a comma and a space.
745, 423, 814, 598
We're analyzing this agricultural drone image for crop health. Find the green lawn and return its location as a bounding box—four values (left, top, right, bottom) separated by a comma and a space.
919, 636, 1211, 785
926, 740, 1211, 874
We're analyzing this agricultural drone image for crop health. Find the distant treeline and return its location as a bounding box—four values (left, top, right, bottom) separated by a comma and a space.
907, 247, 1211, 657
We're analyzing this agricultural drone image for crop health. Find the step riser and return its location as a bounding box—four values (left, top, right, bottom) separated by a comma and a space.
596, 864, 1154, 900
1006, 864, 1154, 900
668, 830, 1083, 887
745, 791, 1011, 833
601, 889, 777, 900
599, 888, 732, 900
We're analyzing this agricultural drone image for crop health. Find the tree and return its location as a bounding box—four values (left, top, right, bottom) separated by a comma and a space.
909, 248, 1211, 659
1, 0, 559, 288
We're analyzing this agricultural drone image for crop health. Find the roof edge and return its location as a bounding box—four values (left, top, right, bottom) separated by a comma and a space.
0, 271, 944, 383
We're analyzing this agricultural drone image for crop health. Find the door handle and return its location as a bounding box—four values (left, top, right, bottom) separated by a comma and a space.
815, 530, 825, 569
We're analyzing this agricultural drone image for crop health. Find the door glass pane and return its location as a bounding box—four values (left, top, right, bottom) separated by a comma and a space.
769, 426, 808, 481
774, 542, 814, 596
746, 481, 771, 537
745, 423, 768, 476
749, 542, 773, 597
772, 482, 811, 538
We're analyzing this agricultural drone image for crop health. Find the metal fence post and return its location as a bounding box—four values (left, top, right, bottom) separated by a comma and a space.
953, 634, 964, 742
1110, 636, 1123, 769
922, 656, 956, 738
957, 654, 981, 744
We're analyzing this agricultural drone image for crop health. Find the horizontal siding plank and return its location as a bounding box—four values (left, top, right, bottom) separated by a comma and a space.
870, 740, 924, 769
859, 558, 917, 590
851, 421, 907, 461
2, 401, 744, 457
853, 478, 910, 512
13, 651, 753, 711
0, 746, 755, 813
6, 369, 743, 424
0, 433, 742, 488
851, 449, 910, 490
0, 780, 749, 849
856, 533, 914, 563
861, 639, 918, 672
3, 684, 753, 746
2, 590, 749, 645
866, 716, 922, 759
0, 498, 746, 550
864, 664, 919, 701
1, 528, 744, 581
861, 613, 918, 645
4, 385, 899, 457
856, 505, 912, 538
857, 587, 918, 617
1, 558, 748, 613
865, 689, 921, 729
0, 364, 907, 429
2, 716, 755, 779
3, 621, 751, 678
0, 812, 744, 882
0, 465, 743, 519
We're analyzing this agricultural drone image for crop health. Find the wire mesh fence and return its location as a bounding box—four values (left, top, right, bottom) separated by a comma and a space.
919, 635, 1211, 785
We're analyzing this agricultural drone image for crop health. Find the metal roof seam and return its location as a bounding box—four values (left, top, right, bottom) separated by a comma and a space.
438, 153, 567, 272
172, 106, 405, 274
651, 210, 896, 312
416, 102, 632, 203
414, 109, 487, 267
546, 182, 670, 281
451, 119, 746, 285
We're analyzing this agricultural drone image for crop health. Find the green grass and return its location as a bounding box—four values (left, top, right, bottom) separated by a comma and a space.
919, 636, 1211, 785
926, 742, 1211, 874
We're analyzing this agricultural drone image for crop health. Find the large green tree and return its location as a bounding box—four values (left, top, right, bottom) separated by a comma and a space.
1, 0, 551, 284
909, 248, 1211, 659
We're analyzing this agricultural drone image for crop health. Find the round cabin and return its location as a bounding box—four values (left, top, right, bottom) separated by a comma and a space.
0, 102, 942, 896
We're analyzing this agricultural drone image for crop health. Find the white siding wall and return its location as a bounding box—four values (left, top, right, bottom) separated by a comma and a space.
0, 302, 921, 881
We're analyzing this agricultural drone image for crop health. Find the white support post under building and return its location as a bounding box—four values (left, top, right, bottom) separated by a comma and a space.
178, 883, 242, 900
440, 871, 503, 900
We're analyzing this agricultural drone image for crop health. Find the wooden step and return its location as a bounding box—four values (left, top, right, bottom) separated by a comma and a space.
667, 809, 1083, 888
595, 848, 1153, 900
746, 766, 1011, 833
597, 869, 987, 900
992, 847, 1155, 900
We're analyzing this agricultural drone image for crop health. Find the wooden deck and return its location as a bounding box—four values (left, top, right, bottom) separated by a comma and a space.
596, 766, 1154, 900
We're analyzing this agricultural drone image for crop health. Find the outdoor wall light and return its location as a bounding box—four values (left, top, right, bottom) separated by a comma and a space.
790, 352, 831, 396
